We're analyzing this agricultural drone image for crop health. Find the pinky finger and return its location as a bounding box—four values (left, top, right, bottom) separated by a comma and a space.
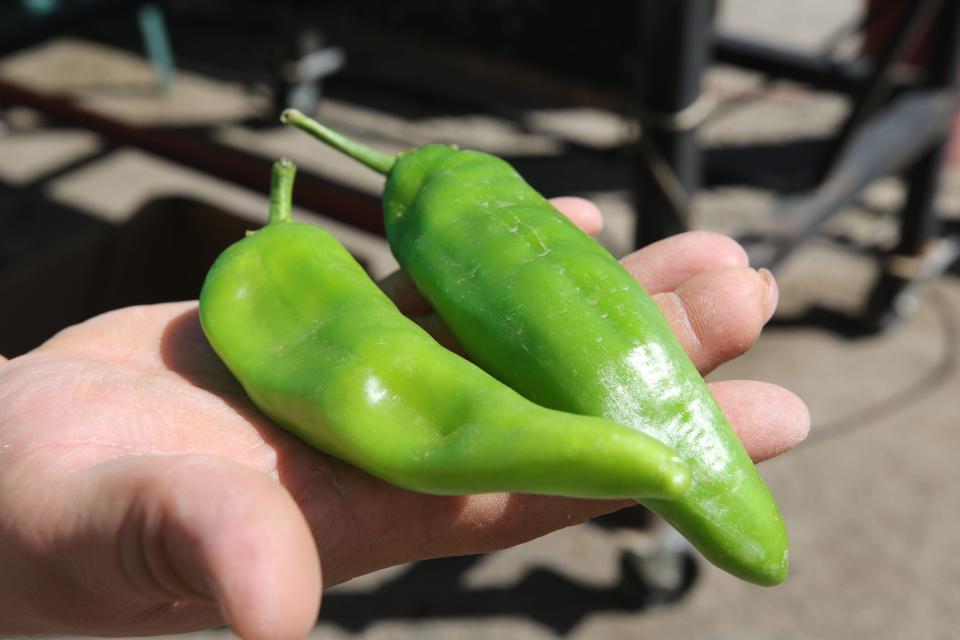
708, 380, 811, 463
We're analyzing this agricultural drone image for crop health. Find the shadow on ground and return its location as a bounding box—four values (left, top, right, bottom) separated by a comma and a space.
320, 551, 697, 635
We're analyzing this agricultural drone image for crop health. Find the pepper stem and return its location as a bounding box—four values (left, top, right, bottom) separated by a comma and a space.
281, 108, 396, 175
268, 158, 297, 225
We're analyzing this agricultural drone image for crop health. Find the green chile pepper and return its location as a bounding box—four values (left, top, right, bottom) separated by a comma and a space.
199, 159, 691, 499
283, 111, 789, 586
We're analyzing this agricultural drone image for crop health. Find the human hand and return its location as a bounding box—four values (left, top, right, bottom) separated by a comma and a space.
0, 198, 808, 639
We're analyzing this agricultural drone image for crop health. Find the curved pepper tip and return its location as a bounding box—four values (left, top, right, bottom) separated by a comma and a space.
754, 549, 790, 587
730, 543, 789, 586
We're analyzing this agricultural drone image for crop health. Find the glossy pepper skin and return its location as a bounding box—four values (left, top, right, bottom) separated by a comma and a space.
199, 160, 691, 500
283, 111, 790, 586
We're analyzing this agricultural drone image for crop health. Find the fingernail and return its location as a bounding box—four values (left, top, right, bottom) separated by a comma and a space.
757, 268, 778, 321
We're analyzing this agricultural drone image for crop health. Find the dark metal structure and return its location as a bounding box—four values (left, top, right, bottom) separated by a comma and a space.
633, 1, 716, 245
712, 0, 960, 330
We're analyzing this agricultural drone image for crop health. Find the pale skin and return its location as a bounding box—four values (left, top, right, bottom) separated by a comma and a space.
0, 198, 809, 639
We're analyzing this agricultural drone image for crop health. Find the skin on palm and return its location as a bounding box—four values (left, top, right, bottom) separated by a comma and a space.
0, 202, 810, 639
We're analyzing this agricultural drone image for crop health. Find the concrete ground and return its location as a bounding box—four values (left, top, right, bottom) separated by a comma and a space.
2, 1, 959, 638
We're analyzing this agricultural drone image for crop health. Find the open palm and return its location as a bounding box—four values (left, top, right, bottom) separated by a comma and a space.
0, 199, 808, 639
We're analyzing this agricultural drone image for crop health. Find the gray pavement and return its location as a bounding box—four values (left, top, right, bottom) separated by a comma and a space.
2, 1, 959, 638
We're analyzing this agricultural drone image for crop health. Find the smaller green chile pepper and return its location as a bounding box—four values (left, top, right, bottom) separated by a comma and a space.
199, 159, 691, 499
282, 111, 789, 586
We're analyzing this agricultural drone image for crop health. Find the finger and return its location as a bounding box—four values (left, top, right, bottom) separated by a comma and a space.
653, 266, 777, 374
709, 379, 811, 462
622, 231, 749, 294
79, 455, 320, 639
548, 196, 604, 237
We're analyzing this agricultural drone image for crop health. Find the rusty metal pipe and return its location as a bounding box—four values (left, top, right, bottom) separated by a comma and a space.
0, 78, 385, 235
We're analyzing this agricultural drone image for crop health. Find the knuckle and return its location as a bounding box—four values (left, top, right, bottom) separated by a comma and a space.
662, 266, 769, 370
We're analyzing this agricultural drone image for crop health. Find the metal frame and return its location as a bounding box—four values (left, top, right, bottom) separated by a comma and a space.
0, 79, 384, 235
650, 0, 960, 331
4, 0, 957, 332
633, 0, 716, 247
862, 0, 960, 330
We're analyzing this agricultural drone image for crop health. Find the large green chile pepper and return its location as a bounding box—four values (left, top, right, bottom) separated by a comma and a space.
283, 110, 789, 586
200, 159, 691, 500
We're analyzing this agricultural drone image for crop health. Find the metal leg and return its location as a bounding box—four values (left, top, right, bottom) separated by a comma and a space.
633, 0, 715, 248
863, 0, 960, 330
137, 3, 177, 93
817, 0, 944, 180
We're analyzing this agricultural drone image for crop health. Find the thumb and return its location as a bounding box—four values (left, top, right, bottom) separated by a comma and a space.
72, 455, 321, 639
